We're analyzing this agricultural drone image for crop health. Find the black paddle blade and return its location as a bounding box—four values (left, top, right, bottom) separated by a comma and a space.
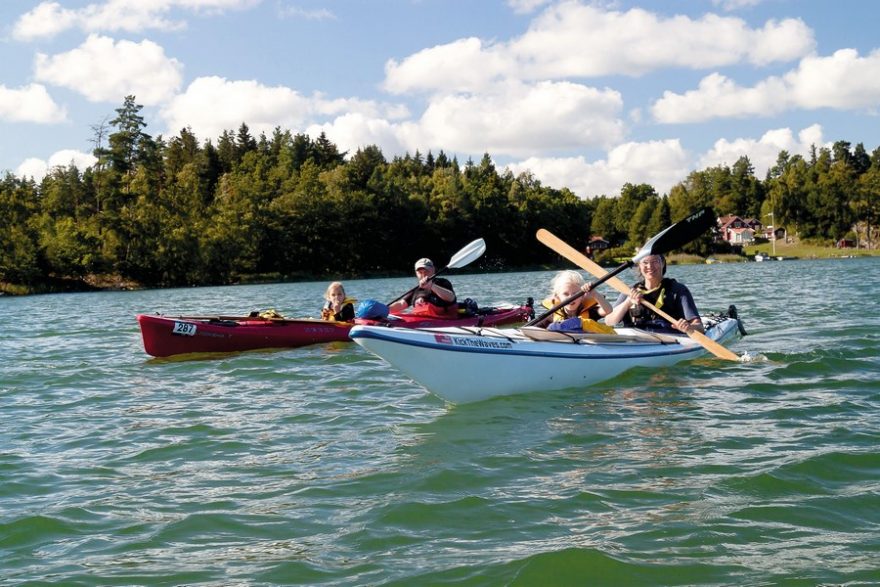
639, 207, 716, 259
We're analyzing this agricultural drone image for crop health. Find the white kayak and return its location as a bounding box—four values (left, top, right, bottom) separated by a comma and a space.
350, 312, 742, 403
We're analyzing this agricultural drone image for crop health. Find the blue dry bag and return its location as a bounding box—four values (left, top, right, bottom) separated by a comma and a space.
355, 299, 389, 320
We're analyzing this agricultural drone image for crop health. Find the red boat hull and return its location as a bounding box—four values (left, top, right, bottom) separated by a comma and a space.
137, 315, 352, 357
137, 305, 532, 357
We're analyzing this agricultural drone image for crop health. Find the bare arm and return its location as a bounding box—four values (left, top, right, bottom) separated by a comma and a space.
603, 289, 639, 327
427, 280, 455, 303
388, 299, 408, 312
582, 283, 612, 317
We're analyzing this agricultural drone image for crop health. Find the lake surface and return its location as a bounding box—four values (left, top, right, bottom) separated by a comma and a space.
2, 258, 879, 585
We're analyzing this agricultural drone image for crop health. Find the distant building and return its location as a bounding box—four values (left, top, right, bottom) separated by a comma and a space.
765, 227, 786, 240
717, 215, 758, 245
728, 227, 756, 244
588, 236, 610, 251
743, 217, 763, 231
585, 236, 610, 258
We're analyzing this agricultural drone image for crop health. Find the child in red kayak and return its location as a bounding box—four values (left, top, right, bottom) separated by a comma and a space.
321, 282, 356, 322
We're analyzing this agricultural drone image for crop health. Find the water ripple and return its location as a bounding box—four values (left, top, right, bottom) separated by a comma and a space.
2, 262, 880, 584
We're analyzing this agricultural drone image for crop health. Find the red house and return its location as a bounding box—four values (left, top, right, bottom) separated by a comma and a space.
717, 215, 760, 245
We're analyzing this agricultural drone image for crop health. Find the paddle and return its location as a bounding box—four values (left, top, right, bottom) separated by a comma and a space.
387, 238, 487, 306
535, 232, 741, 361
525, 208, 715, 328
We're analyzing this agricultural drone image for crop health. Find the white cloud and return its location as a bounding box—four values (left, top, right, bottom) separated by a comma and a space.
506, 139, 691, 198
515, 5, 814, 75
384, 3, 814, 94
0, 84, 67, 123
15, 158, 49, 181
698, 124, 827, 177
13, 0, 259, 40
15, 149, 98, 182
161, 76, 312, 140
652, 73, 787, 122
160, 76, 402, 142
786, 49, 880, 110
398, 81, 625, 158
12, 2, 78, 41
306, 113, 406, 158
749, 18, 817, 66
34, 34, 183, 105
652, 49, 880, 122
384, 38, 511, 95
292, 80, 625, 161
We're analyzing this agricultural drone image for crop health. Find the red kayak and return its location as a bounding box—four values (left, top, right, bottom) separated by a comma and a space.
137, 303, 534, 358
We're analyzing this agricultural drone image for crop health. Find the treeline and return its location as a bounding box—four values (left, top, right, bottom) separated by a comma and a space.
2, 96, 878, 290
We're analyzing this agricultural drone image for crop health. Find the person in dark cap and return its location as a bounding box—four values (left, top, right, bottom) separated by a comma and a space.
388, 257, 458, 318
604, 253, 704, 334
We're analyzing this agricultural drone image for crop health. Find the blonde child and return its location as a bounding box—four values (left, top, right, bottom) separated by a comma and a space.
321, 282, 356, 322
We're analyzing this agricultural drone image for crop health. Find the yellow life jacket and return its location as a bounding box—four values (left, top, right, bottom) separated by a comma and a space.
323, 297, 357, 321
540, 297, 615, 334
640, 283, 665, 309
541, 296, 598, 322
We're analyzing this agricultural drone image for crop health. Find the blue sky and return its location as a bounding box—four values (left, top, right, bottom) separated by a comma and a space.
2, 0, 879, 198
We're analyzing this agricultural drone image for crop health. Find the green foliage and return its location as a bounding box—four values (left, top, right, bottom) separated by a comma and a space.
2, 95, 879, 291
37, 216, 102, 277
0, 173, 41, 283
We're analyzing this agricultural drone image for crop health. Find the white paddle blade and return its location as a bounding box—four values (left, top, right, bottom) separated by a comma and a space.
447, 238, 486, 269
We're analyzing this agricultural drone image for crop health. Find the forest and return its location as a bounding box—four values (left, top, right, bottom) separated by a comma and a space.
2, 96, 878, 293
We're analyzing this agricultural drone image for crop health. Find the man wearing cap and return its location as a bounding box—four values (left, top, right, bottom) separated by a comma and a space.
388, 258, 458, 317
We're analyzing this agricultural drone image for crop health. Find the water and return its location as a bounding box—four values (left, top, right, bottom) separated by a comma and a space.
2, 259, 879, 586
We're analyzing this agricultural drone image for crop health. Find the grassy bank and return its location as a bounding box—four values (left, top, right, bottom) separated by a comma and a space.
660, 240, 878, 267
744, 239, 877, 259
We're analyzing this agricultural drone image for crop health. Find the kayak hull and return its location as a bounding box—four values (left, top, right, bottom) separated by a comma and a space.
137, 304, 533, 358
137, 315, 351, 357
350, 315, 740, 403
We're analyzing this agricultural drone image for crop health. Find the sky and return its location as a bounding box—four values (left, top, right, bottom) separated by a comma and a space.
1, 0, 879, 199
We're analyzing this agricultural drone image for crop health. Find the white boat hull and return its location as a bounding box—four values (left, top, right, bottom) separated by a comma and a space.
350, 317, 740, 403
